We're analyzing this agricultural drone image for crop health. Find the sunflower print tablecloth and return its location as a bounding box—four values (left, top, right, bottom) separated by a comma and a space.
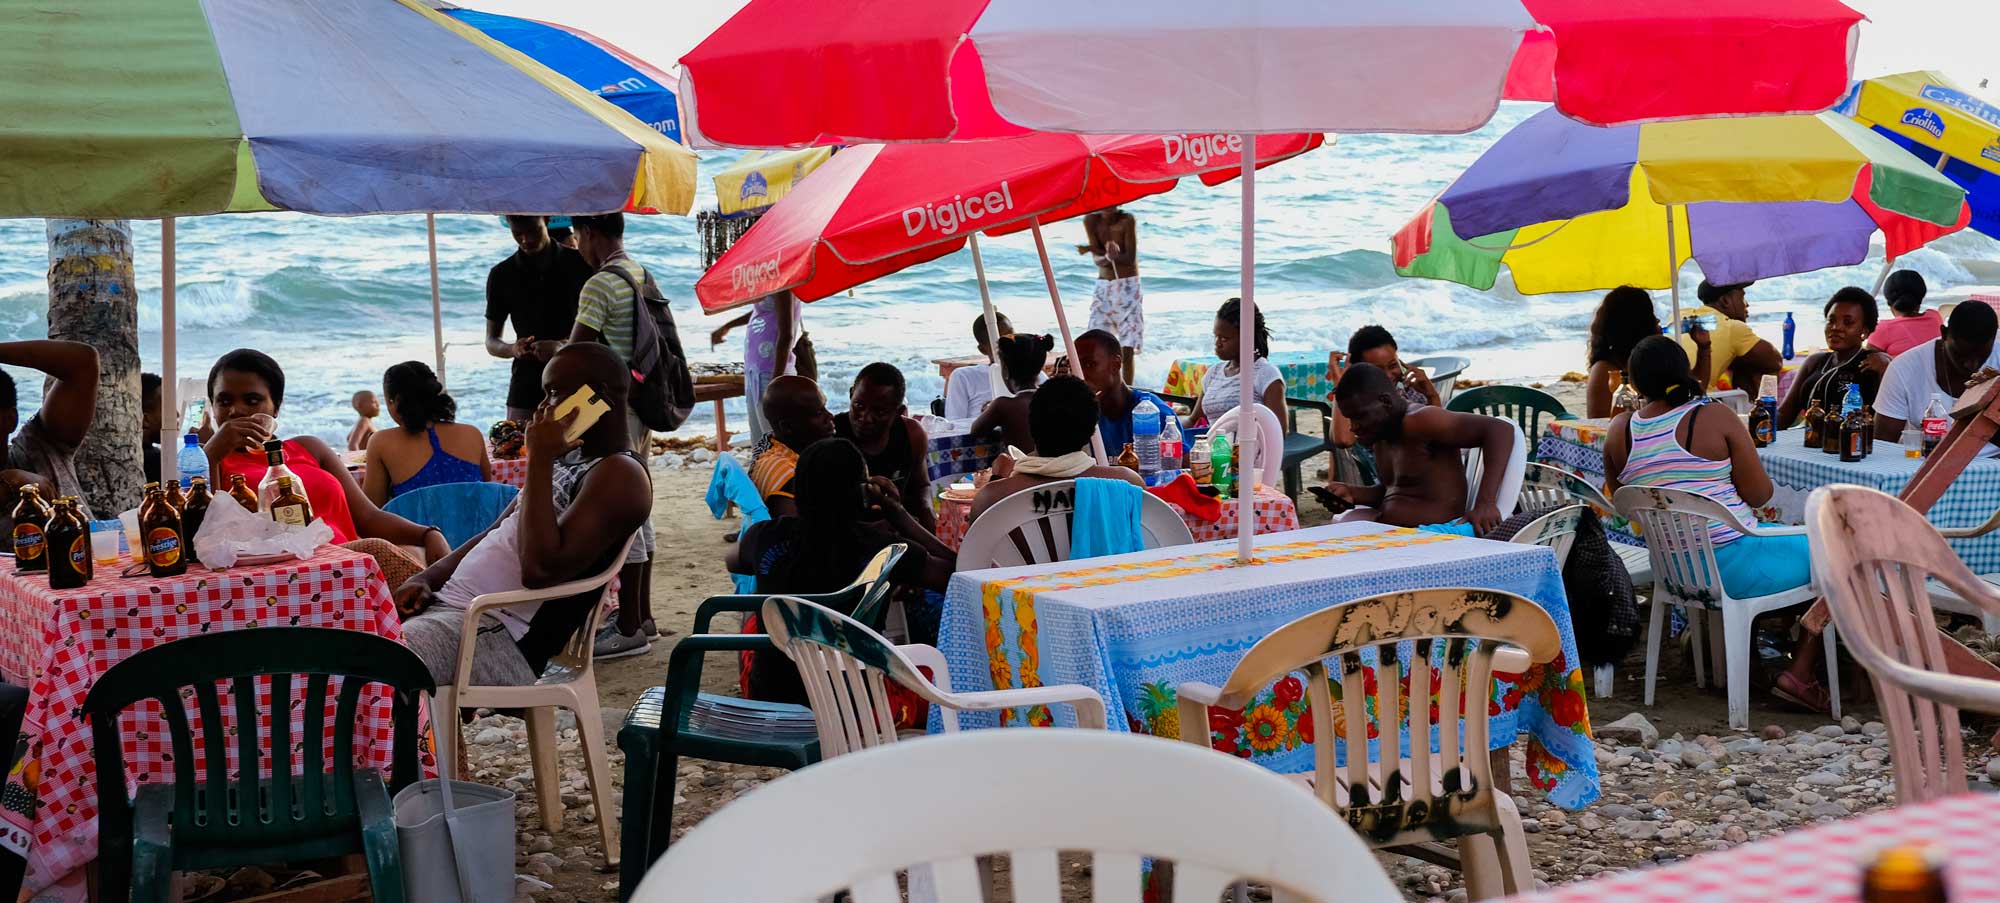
936, 523, 1600, 809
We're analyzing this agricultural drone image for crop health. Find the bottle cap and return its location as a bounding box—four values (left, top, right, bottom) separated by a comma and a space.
263, 439, 283, 452
183, 433, 199, 446
142, 481, 160, 492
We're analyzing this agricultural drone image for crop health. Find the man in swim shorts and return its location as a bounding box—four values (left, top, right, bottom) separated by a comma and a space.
1078, 205, 1142, 384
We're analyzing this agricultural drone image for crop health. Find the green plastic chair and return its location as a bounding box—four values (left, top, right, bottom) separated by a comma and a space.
616, 543, 909, 901
1446, 384, 1571, 459
83, 628, 432, 903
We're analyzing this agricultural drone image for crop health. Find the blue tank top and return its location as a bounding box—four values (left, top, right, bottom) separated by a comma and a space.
388, 427, 483, 498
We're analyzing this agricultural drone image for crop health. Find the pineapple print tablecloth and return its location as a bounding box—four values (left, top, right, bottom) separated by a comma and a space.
1163, 349, 1335, 402
936, 523, 1601, 809
0, 546, 421, 895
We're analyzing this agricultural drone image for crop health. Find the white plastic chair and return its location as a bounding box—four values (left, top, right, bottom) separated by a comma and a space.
1408, 354, 1470, 402
1520, 462, 1651, 584
1462, 420, 1527, 516
1807, 485, 2000, 803
1508, 504, 1585, 568
1613, 485, 1840, 730
1914, 502, 2000, 636
957, 479, 1195, 571
1209, 402, 1285, 489
628, 729, 1401, 903
430, 534, 634, 866
762, 595, 1107, 755
1175, 588, 1559, 901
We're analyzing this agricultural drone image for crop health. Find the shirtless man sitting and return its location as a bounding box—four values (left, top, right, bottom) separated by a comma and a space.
1314, 363, 1515, 535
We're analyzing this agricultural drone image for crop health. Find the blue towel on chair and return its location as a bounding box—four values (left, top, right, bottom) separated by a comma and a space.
707, 455, 769, 594
1070, 477, 1145, 559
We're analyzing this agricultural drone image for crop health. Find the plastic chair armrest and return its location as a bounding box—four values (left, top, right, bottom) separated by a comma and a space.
1172, 681, 1226, 746
1938, 506, 2000, 539
1176, 681, 1224, 707
1738, 522, 1807, 539
693, 594, 769, 633
1492, 645, 1531, 674
451, 577, 617, 688
937, 685, 1107, 729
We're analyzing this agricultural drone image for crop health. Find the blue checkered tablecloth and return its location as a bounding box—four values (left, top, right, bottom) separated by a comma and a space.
935, 523, 1601, 809
1757, 428, 2000, 573
925, 429, 1002, 485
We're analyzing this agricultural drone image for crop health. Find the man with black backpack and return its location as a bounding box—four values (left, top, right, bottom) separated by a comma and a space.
571, 212, 694, 659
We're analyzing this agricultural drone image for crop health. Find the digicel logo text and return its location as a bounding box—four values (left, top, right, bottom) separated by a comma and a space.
1162, 134, 1244, 168
903, 182, 1016, 237
731, 257, 782, 293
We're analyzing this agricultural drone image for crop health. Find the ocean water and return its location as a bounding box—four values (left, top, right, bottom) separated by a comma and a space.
1, 102, 1996, 443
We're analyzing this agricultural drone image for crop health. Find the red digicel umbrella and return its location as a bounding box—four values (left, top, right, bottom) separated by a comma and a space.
678, 0, 1864, 147
697, 131, 1323, 446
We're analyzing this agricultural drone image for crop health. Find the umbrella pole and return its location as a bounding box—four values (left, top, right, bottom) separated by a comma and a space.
1666, 204, 1682, 339
428, 214, 446, 388
1028, 218, 1107, 464
1237, 133, 1256, 565
969, 233, 1008, 399
162, 218, 178, 484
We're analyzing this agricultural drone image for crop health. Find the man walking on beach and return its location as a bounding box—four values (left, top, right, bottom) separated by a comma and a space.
1677, 280, 1782, 394
569, 212, 660, 658
751, 375, 836, 518
1317, 363, 1516, 535
1078, 206, 1142, 384
486, 215, 594, 423
0, 339, 98, 536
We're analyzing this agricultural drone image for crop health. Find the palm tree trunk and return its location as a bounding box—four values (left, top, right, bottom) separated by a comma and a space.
46, 219, 142, 516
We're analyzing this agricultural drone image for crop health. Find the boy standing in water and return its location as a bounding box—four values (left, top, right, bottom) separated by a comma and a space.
348, 390, 379, 451
1078, 206, 1142, 384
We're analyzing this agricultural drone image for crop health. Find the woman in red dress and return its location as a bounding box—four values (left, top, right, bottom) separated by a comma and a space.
201, 349, 450, 565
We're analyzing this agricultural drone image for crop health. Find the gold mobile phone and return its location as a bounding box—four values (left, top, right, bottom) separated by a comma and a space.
553, 385, 609, 443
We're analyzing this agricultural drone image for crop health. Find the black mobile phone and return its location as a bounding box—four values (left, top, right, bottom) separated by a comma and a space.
1307, 485, 1353, 513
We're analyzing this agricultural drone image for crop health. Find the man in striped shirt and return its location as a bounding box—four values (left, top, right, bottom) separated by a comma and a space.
569, 212, 659, 658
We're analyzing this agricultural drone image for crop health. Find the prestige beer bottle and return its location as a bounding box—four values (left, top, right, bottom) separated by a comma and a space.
228, 473, 259, 513
162, 478, 186, 514
1802, 397, 1827, 448
46, 498, 91, 590
139, 483, 187, 577
11, 485, 51, 573
182, 477, 212, 565
268, 476, 314, 527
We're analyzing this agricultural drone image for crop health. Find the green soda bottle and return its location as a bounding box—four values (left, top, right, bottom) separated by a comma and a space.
1210, 431, 1234, 498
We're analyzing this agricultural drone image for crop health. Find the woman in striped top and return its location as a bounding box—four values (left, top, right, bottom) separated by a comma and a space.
1602, 335, 1826, 710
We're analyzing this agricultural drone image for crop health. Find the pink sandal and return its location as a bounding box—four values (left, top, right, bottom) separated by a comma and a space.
1773, 671, 1832, 714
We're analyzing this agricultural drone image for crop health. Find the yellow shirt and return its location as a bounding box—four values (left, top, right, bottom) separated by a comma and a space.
750, 439, 800, 501
1675, 306, 1764, 386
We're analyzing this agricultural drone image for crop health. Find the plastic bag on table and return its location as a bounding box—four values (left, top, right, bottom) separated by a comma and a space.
194, 491, 334, 568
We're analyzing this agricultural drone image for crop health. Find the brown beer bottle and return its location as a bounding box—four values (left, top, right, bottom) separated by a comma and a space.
162, 479, 185, 514
1801, 397, 1826, 448
182, 477, 212, 565
11, 485, 52, 573
139, 483, 187, 577
228, 473, 259, 513
46, 498, 91, 590
1860, 846, 1946, 903
268, 476, 314, 527
1116, 442, 1140, 472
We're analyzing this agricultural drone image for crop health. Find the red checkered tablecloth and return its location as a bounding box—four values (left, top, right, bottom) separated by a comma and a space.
0, 545, 424, 894
936, 484, 1300, 550
1505, 793, 2000, 903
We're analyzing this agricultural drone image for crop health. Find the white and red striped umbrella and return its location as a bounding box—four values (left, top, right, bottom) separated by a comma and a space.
679, 0, 1865, 147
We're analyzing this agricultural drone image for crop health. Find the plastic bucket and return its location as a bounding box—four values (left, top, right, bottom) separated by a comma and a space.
392, 779, 517, 903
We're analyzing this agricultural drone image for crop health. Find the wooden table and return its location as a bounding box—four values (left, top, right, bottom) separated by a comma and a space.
693, 377, 744, 452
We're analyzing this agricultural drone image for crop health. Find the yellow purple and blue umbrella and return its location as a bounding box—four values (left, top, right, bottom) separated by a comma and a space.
0, 0, 697, 481
1392, 109, 1971, 330
1838, 71, 2000, 243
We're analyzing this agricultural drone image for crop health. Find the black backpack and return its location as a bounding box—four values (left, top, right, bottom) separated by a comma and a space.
602, 260, 696, 432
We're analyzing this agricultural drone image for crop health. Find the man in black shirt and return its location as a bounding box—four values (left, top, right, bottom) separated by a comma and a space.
485, 216, 596, 422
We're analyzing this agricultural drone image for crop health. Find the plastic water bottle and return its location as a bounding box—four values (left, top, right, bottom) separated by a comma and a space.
1160, 416, 1184, 472
176, 433, 208, 489
1131, 397, 1163, 480
1782, 312, 1796, 360
1211, 431, 1234, 497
